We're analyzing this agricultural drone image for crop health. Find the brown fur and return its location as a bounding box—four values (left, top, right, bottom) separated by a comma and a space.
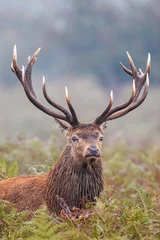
0, 123, 104, 214
0, 175, 46, 211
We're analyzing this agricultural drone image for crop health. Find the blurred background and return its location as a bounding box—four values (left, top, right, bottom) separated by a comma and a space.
0, 0, 159, 144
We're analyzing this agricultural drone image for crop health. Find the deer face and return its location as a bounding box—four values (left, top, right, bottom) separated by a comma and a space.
56, 120, 106, 163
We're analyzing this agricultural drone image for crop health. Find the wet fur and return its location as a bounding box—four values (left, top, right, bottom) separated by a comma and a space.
46, 145, 103, 213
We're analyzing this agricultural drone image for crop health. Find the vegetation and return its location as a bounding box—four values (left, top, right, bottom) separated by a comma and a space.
0, 134, 160, 239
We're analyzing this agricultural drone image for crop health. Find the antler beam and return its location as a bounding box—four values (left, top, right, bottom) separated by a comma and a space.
94, 52, 151, 125
11, 45, 79, 126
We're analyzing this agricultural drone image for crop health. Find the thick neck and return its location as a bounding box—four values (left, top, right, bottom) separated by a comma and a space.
45, 145, 104, 214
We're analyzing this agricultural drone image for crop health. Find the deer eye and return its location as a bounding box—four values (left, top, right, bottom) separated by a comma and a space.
99, 137, 103, 142
72, 136, 78, 142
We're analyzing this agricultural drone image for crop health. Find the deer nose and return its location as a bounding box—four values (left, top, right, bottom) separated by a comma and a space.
87, 147, 100, 156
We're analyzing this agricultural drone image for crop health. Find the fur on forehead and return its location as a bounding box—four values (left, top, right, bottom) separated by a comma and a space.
72, 123, 103, 134
55, 119, 106, 137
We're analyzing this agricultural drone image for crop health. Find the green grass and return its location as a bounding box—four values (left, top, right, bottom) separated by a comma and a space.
0, 135, 160, 239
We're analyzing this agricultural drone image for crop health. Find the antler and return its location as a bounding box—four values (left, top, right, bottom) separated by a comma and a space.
120, 51, 151, 101
11, 45, 79, 126
94, 52, 150, 125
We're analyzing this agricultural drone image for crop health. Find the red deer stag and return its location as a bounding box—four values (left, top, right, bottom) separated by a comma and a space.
0, 46, 151, 214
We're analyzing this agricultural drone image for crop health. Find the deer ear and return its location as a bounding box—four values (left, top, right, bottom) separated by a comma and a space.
55, 119, 72, 137
100, 122, 107, 132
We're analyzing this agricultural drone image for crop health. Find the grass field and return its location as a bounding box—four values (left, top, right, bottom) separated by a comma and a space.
0, 80, 160, 239
0, 133, 160, 239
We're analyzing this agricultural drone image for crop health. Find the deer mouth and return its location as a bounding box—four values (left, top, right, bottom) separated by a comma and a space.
85, 155, 100, 164
85, 154, 100, 160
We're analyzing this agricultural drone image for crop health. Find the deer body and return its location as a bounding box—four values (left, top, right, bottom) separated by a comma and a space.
0, 175, 46, 211
0, 124, 103, 213
0, 46, 150, 214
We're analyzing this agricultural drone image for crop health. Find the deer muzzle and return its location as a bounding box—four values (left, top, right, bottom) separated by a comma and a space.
84, 147, 100, 159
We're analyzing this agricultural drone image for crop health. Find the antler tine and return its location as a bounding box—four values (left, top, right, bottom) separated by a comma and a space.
105, 79, 136, 119
106, 73, 149, 121
133, 53, 151, 102
25, 48, 79, 125
11, 45, 23, 83
120, 52, 151, 77
65, 87, 79, 125
11, 45, 38, 98
94, 80, 136, 125
93, 52, 150, 126
145, 53, 151, 75
21, 66, 73, 123
94, 91, 113, 125
120, 62, 132, 76
120, 52, 137, 79
42, 77, 72, 120
24, 47, 41, 98
120, 52, 150, 102
11, 45, 79, 125
126, 51, 137, 79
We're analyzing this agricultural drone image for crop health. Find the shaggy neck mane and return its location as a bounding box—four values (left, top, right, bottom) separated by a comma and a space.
45, 145, 104, 213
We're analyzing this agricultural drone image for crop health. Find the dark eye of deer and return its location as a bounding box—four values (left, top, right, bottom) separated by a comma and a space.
72, 136, 78, 142
99, 137, 103, 142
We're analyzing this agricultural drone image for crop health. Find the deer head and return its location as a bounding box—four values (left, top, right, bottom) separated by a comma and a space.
11, 46, 150, 163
